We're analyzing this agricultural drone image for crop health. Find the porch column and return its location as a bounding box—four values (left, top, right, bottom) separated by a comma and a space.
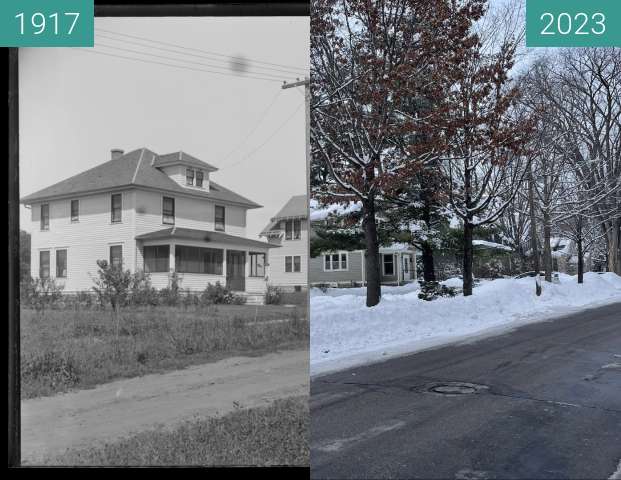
169, 242, 175, 273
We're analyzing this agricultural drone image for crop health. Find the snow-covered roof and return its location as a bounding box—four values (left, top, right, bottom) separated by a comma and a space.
310, 200, 362, 222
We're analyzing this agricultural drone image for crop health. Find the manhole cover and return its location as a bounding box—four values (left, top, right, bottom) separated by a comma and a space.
425, 381, 489, 396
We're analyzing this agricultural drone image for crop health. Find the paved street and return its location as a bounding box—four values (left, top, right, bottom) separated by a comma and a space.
311, 302, 621, 479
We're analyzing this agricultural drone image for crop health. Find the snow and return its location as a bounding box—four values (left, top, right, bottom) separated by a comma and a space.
611, 460, 621, 480
309, 201, 363, 221
310, 272, 621, 376
472, 239, 513, 251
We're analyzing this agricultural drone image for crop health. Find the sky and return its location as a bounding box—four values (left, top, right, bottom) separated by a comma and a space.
19, 16, 309, 239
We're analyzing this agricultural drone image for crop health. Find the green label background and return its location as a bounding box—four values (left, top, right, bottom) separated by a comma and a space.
526, 0, 621, 47
0, 0, 93, 47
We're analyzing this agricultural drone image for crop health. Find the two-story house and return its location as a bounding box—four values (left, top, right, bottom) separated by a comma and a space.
259, 195, 308, 291
21, 148, 277, 302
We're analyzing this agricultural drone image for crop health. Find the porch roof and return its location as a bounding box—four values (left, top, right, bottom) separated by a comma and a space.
135, 227, 278, 250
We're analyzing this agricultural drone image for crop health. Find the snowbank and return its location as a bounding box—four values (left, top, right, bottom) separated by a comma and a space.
311, 272, 621, 376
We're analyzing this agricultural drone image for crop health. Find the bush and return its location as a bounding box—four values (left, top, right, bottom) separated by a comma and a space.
129, 271, 159, 306
158, 271, 181, 306
417, 281, 459, 301
20, 277, 64, 311
265, 285, 283, 305
201, 282, 246, 305
22, 350, 79, 391
91, 260, 133, 311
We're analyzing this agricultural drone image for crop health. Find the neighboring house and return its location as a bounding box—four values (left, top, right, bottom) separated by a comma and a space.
21, 148, 277, 303
259, 195, 308, 291
309, 244, 417, 287
551, 237, 592, 274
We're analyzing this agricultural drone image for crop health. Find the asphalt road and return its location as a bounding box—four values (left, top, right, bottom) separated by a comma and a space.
311, 302, 621, 479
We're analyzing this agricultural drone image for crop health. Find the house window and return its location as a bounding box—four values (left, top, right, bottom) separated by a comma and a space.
324, 252, 348, 271
285, 219, 301, 240
215, 205, 225, 231
39, 251, 50, 279
56, 249, 67, 278
143, 245, 170, 273
111, 194, 122, 223
110, 245, 123, 268
250, 252, 265, 277
175, 245, 223, 274
40, 204, 49, 230
162, 197, 175, 225
70, 200, 79, 222
285, 255, 301, 273
383, 254, 394, 276
293, 219, 301, 240
285, 220, 292, 240
196, 170, 204, 188
186, 168, 194, 186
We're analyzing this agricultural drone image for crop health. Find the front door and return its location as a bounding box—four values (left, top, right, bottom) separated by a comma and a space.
226, 250, 246, 291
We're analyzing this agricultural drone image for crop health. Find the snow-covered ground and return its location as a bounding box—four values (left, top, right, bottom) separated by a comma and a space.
311, 272, 621, 376
611, 460, 621, 480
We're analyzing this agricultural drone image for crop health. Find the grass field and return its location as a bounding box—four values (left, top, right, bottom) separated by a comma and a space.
42, 396, 309, 466
21, 304, 308, 399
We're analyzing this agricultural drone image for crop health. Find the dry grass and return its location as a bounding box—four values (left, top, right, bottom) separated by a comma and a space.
42, 397, 309, 466
21, 304, 308, 399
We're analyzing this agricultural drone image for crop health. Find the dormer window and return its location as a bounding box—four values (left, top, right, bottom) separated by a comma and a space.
196, 170, 204, 188
284, 219, 301, 240
186, 168, 194, 186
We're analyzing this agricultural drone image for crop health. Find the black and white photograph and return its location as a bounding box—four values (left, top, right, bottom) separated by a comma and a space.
15, 10, 309, 466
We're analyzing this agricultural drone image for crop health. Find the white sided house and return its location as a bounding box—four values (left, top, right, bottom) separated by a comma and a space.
309, 244, 418, 287
259, 195, 308, 292
21, 148, 277, 304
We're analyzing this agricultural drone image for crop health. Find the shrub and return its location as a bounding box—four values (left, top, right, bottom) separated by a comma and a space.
417, 281, 459, 301
201, 282, 246, 305
91, 260, 133, 311
129, 270, 159, 306
265, 285, 283, 305
22, 350, 79, 391
159, 271, 181, 306
20, 277, 64, 311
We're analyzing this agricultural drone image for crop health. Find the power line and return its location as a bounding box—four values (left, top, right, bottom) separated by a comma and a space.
96, 32, 307, 78
96, 28, 308, 76
95, 42, 285, 81
74, 47, 283, 83
223, 101, 305, 170
218, 89, 283, 166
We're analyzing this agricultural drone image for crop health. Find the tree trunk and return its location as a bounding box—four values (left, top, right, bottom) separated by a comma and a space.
421, 241, 436, 282
528, 168, 540, 274
362, 197, 381, 307
463, 220, 474, 296
577, 235, 584, 284
607, 218, 621, 275
542, 210, 552, 282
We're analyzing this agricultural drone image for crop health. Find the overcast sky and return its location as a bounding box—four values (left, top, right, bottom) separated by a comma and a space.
19, 16, 309, 239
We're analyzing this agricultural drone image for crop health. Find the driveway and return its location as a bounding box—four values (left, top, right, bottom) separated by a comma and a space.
311, 303, 621, 479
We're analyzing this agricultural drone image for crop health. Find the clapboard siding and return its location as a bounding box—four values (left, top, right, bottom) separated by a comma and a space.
29, 190, 136, 292
266, 220, 308, 288
309, 250, 364, 284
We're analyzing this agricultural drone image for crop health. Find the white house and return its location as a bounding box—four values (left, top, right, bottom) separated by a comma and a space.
259, 195, 308, 291
21, 148, 277, 303
309, 244, 418, 287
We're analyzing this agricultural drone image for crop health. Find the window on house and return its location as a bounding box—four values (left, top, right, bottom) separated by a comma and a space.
324, 252, 348, 271
186, 168, 194, 186
111, 194, 122, 223
196, 170, 204, 188
250, 252, 265, 277
143, 245, 170, 273
285, 220, 293, 240
70, 200, 79, 222
285, 256, 301, 273
215, 205, 225, 231
39, 250, 50, 279
110, 245, 123, 268
383, 254, 394, 276
293, 219, 301, 240
56, 249, 67, 278
40, 204, 49, 230
175, 245, 223, 274
162, 197, 175, 225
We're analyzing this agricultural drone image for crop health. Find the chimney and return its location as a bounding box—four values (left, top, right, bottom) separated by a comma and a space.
111, 148, 124, 160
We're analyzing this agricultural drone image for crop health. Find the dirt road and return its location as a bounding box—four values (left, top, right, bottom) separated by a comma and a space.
21, 349, 308, 464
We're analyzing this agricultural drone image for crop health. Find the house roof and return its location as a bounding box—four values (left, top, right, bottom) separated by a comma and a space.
135, 227, 278, 249
260, 194, 307, 235
20, 148, 260, 208
153, 151, 219, 172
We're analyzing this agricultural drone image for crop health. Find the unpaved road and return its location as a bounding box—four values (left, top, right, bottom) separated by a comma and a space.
22, 349, 308, 464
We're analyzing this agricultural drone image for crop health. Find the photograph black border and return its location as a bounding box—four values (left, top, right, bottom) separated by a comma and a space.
7, 1, 309, 469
